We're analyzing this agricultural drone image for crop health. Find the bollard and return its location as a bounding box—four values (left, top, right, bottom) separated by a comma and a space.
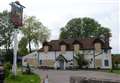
43, 74, 48, 83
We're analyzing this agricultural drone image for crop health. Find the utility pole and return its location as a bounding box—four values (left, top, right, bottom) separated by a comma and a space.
10, 1, 25, 76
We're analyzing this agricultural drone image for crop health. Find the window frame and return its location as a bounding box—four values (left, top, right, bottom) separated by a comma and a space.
104, 59, 109, 67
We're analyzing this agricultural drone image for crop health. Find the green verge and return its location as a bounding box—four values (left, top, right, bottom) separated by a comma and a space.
5, 73, 41, 83
108, 69, 120, 74
112, 70, 120, 74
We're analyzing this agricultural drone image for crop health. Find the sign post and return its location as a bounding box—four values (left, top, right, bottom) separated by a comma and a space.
10, 1, 25, 76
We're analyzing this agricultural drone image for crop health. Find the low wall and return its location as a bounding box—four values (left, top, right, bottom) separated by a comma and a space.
70, 76, 120, 83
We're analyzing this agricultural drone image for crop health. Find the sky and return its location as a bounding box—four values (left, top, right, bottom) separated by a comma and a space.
0, 0, 119, 53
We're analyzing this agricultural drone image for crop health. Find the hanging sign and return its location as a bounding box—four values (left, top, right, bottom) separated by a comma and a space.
10, 1, 25, 27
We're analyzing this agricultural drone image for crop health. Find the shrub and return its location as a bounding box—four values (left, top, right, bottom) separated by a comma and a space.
74, 53, 88, 69
26, 63, 31, 74
96, 67, 100, 69
109, 68, 113, 72
4, 62, 12, 77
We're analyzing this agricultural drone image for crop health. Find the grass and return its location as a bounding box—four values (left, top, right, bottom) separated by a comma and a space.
108, 69, 120, 74
111, 70, 120, 74
5, 72, 41, 83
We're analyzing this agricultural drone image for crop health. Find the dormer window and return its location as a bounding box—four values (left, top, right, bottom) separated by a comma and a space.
44, 46, 49, 53
43, 41, 49, 53
74, 44, 80, 53
72, 40, 80, 53
93, 38, 104, 53
94, 43, 101, 52
61, 45, 66, 53
59, 41, 67, 54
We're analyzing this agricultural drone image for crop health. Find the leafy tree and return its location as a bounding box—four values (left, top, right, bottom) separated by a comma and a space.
60, 17, 110, 39
18, 37, 28, 56
74, 53, 88, 69
4, 49, 13, 63
0, 10, 14, 62
0, 10, 14, 48
20, 16, 50, 53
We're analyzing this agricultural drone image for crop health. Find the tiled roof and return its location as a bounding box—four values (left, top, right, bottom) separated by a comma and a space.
38, 38, 111, 52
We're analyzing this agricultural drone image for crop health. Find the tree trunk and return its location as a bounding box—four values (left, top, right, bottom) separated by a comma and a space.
28, 38, 32, 53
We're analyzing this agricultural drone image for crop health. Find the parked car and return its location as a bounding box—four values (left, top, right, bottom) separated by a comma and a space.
0, 62, 4, 83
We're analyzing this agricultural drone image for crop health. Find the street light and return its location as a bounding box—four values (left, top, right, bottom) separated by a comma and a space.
10, 1, 25, 76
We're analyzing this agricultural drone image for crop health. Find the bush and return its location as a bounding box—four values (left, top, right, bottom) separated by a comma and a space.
26, 64, 31, 74
109, 68, 113, 72
96, 67, 101, 69
74, 53, 88, 69
4, 63, 12, 77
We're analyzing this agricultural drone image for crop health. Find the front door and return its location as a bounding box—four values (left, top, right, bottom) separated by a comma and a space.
95, 59, 101, 68
59, 61, 64, 69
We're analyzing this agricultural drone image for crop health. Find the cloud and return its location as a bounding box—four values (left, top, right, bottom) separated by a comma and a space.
0, 0, 119, 53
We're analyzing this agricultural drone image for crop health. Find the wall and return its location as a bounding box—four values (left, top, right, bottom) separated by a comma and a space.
83, 50, 94, 68
38, 51, 74, 67
38, 49, 112, 68
22, 51, 38, 67
101, 50, 112, 69
22, 49, 112, 69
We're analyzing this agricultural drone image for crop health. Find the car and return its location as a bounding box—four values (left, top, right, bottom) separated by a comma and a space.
0, 58, 4, 83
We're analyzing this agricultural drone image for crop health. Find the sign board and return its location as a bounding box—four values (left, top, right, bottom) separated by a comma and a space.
10, 1, 25, 27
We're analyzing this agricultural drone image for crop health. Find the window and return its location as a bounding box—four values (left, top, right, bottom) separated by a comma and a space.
74, 44, 80, 52
39, 60, 42, 65
44, 46, 49, 53
61, 45, 66, 53
94, 43, 101, 52
104, 60, 109, 66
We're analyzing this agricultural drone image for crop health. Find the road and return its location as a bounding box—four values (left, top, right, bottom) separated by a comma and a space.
33, 69, 120, 83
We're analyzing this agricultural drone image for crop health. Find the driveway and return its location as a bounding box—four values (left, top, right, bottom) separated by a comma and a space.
33, 69, 120, 83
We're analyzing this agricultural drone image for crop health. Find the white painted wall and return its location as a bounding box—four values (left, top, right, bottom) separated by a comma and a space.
101, 50, 112, 69
22, 49, 112, 69
39, 51, 74, 60
22, 51, 38, 66
39, 52, 56, 60
62, 51, 74, 61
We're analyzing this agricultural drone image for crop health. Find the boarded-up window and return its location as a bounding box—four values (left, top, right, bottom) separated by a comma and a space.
94, 43, 101, 53
61, 45, 66, 53
74, 44, 80, 53
44, 46, 49, 53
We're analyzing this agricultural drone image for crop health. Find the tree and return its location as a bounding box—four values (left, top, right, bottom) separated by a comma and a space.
0, 10, 14, 62
74, 53, 88, 69
60, 17, 110, 39
18, 37, 28, 56
0, 10, 14, 48
20, 16, 50, 53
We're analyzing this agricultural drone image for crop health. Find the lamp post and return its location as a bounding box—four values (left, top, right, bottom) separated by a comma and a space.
10, 1, 25, 76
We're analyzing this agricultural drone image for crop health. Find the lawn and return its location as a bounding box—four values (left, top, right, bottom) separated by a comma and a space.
111, 70, 120, 74
108, 69, 120, 75
5, 73, 41, 83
